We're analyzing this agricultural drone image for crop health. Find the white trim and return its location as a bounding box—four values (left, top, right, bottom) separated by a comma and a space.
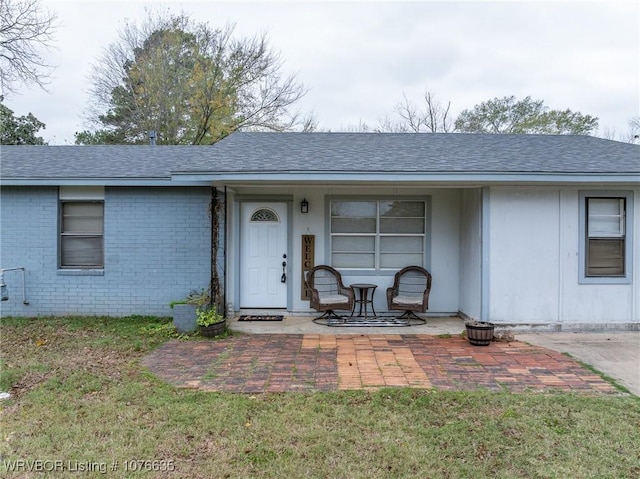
171, 172, 640, 185
59, 185, 105, 200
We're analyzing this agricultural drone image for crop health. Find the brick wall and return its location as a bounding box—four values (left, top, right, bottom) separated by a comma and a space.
0, 186, 212, 317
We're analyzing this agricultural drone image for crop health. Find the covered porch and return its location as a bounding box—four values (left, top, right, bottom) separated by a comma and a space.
219, 184, 485, 323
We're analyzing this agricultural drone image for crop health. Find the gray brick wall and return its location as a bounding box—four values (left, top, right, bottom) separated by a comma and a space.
1, 186, 212, 317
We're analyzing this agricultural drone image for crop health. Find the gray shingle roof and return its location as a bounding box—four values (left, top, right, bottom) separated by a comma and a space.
1, 133, 638, 183
181, 132, 639, 174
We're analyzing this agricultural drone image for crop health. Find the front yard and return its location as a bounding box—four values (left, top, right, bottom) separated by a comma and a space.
1, 316, 639, 478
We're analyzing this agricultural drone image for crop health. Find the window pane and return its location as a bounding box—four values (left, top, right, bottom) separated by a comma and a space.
380, 253, 423, 269
63, 202, 103, 216
587, 239, 624, 276
588, 198, 623, 236
63, 217, 103, 233
380, 218, 424, 234
331, 201, 376, 217
332, 253, 375, 268
62, 203, 104, 234
380, 201, 424, 217
380, 236, 423, 253
332, 218, 376, 233
332, 236, 375, 252
61, 236, 103, 267
589, 198, 621, 216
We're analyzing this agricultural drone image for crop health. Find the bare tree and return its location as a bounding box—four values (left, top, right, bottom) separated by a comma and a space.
599, 117, 640, 143
626, 116, 640, 144
0, 0, 57, 94
395, 90, 452, 133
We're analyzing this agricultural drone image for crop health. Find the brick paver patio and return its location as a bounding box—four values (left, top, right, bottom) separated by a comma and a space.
142, 334, 619, 394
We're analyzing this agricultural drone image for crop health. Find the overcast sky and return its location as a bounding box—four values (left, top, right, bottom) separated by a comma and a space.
4, 0, 639, 144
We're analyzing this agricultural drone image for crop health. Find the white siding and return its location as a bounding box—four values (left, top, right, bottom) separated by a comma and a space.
459, 188, 482, 320
488, 186, 639, 326
559, 189, 636, 323
489, 187, 560, 323
429, 189, 461, 313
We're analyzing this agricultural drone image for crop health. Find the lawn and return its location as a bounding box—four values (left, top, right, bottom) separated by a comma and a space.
1, 316, 639, 478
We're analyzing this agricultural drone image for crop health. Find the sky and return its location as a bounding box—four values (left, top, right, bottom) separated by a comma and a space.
3, 0, 639, 144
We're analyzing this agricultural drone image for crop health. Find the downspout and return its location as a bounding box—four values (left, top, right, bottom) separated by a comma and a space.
210, 187, 220, 315
223, 186, 227, 318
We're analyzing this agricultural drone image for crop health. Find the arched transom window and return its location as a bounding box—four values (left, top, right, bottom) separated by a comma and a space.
250, 208, 280, 222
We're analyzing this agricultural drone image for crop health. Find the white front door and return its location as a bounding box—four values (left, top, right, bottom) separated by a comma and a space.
240, 202, 288, 308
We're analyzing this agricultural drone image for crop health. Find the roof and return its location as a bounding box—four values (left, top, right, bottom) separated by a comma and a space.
1, 132, 638, 186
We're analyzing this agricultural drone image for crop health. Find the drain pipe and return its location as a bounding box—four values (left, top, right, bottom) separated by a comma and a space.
223, 185, 227, 318
0, 267, 29, 304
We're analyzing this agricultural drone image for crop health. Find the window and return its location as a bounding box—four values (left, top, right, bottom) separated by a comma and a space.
59, 187, 104, 269
330, 199, 427, 271
580, 191, 633, 284
586, 198, 625, 276
250, 208, 279, 222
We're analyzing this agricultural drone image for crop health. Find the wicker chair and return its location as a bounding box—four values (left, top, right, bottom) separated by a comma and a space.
386, 266, 432, 321
305, 265, 355, 320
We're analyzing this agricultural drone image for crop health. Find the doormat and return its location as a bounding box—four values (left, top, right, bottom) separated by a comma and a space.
238, 315, 284, 322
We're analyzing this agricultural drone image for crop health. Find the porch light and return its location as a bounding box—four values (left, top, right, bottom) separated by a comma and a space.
301, 198, 309, 214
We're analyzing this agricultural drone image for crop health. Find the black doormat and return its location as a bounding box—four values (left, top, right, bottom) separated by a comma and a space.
238, 315, 284, 322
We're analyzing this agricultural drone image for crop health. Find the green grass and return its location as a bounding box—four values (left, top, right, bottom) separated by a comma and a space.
1, 316, 639, 478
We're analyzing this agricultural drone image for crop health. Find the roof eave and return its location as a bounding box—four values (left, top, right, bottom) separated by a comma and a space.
170, 171, 640, 186
1, 178, 211, 187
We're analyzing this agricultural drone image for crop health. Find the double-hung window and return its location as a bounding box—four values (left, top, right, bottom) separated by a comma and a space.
59, 187, 104, 269
330, 199, 427, 271
580, 191, 633, 283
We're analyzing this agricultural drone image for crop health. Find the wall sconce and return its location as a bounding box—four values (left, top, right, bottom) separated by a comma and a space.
300, 198, 309, 214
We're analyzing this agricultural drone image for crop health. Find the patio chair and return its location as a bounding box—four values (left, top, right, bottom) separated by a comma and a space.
386, 266, 432, 321
305, 265, 355, 320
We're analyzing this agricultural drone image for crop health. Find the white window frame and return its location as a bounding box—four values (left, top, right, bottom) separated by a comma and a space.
579, 190, 633, 284
328, 197, 431, 274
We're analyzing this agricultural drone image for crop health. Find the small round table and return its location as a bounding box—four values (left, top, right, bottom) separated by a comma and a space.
350, 283, 377, 319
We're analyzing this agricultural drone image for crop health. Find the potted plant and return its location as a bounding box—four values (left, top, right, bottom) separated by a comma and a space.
170, 289, 210, 333
196, 305, 226, 337
465, 320, 495, 346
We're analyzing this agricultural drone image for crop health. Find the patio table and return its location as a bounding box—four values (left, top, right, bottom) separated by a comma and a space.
350, 283, 377, 319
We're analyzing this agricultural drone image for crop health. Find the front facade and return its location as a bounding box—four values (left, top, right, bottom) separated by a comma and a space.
1, 133, 638, 330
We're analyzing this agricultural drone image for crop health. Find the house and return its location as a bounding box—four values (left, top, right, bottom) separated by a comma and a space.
1, 132, 638, 330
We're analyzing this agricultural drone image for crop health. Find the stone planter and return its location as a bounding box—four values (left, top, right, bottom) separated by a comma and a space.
465, 321, 495, 346
172, 303, 198, 333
